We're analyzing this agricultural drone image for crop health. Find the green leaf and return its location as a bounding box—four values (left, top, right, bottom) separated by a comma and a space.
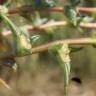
69, 0, 81, 7
12, 62, 18, 72
64, 5, 77, 26
34, 0, 44, 9
0, 58, 17, 72
30, 35, 41, 45
82, 16, 94, 23
31, 12, 47, 26
70, 46, 83, 53
44, 0, 55, 7
34, 0, 55, 9
3, 0, 11, 7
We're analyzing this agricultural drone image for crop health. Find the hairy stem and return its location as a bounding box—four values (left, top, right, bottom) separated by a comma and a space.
0, 37, 95, 59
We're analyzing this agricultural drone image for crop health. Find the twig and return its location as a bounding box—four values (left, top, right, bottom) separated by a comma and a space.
0, 38, 96, 59
78, 7, 96, 13
32, 38, 96, 54
8, 6, 96, 15
0, 78, 11, 90
2, 21, 96, 37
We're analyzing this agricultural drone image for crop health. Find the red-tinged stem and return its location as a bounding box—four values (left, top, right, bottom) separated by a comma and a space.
32, 38, 96, 54
2, 21, 96, 37
78, 7, 96, 13
7, 6, 96, 15
0, 78, 11, 90
0, 37, 96, 59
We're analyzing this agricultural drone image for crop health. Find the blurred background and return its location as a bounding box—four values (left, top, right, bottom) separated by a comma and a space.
0, 0, 96, 96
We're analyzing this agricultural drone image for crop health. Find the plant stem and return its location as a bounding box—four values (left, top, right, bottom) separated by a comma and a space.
2, 21, 96, 37
8, 6, 96, 15
0, 78, 11, 90
32, 38, 96, 54
0, 37, 95, 59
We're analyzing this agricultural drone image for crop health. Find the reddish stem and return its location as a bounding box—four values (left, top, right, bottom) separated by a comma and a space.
8, 6, 96, 15
0, 38, 96, 59
2, 21, 96, 37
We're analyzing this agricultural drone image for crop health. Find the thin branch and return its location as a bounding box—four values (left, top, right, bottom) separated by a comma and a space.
0, 78, 11, 90
8, 6, 96, 15
78, 7, 96, 13
2, 21, 96, 37
32, 38, 96, 54
0, 38, 96, 59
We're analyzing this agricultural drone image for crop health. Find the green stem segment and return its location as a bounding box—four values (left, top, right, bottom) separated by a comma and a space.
49, 43, 70, 96
58, 44, 70, 96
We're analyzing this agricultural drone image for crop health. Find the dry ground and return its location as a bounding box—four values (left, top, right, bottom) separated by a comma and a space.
0, 65, 95, 96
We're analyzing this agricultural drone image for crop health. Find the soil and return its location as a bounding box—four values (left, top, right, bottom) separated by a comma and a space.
0, 65, 96, 96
